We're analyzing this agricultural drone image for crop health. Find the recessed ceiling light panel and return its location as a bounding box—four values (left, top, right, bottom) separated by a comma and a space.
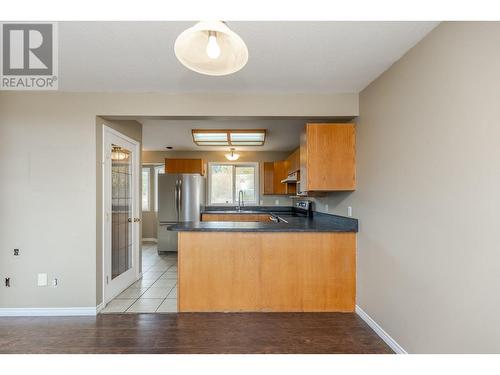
192, 132, 228, 142
230, 132, 266, 142
192, 129, 266, 147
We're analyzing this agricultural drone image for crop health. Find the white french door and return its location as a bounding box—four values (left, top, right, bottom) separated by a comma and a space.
103, 126, 141, 303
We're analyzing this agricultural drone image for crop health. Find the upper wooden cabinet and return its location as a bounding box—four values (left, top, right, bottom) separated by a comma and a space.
300, 123, 356, 192
165, 158, 206, 175
286, 148, 300, 174
263, 161, 288, 195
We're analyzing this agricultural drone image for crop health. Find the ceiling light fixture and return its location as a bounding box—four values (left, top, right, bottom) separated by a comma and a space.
111, 146, 129, 161
192, 129, 266, 146
174, 21, 248, 76
225, 148, 240, 161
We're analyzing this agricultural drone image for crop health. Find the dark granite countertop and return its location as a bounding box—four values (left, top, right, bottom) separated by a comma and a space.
168, 208, 358, 233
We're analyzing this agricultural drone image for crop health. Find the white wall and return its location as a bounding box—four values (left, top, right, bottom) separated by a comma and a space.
0, 92, 357, 308
335, 22, 500, 353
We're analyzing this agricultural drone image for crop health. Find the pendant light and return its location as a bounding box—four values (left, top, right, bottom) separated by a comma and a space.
174, 21, 248, 76
225, 148, 240, 161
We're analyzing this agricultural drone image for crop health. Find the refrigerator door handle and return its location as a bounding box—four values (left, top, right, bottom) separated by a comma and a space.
178, 178, 183, 220
175, 179, 179, 221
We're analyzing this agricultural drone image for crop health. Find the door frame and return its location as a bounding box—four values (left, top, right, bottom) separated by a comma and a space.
102, 125, 141, 304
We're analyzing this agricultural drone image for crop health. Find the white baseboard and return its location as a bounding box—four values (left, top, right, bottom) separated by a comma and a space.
0, 307, 100, 317
142, 238, 158, 243
355, 305, 407, 354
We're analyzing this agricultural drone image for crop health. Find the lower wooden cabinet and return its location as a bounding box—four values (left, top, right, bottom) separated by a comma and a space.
202, 213, 273, 222
178, 232, 356, 312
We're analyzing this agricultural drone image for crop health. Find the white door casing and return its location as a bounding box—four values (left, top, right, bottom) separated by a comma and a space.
102, 125, 141, 303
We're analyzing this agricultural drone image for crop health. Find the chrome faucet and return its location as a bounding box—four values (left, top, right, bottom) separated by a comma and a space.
237, 190, 244, 211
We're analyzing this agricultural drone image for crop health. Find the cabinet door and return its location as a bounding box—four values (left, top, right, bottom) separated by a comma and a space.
165, 158, 205, 175
273, 161, 288, 195
305, 123, 356, 191
263, 161, 290, 195
263, 162, 274, 195
202, 213, 273, 222
286, 148, 300, 174
299, 127, 308, 192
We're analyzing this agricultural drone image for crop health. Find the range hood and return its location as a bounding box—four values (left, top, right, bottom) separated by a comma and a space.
281, 171, 299, 184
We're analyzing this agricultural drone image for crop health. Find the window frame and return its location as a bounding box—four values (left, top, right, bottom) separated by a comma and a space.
141, 167, 151, 212
207, 161, 260, 206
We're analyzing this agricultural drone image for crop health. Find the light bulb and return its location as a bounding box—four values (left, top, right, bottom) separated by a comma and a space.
225, 148, 240, 161
206, 32, 221, 59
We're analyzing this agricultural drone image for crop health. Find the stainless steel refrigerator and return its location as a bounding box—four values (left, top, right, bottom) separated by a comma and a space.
157, 173, 205, 252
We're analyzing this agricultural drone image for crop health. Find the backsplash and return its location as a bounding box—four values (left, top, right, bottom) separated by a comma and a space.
260, 196, 293, 206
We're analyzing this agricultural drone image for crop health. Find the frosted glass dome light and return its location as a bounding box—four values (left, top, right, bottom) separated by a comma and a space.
174, 21, 249, 76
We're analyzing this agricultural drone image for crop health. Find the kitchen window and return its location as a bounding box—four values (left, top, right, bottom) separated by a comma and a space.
153, 165, 165, 211
207, 162, 259, 205
142, 167, 150, 211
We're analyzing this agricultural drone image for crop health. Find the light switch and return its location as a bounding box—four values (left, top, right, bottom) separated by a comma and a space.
37, 273, 48, 286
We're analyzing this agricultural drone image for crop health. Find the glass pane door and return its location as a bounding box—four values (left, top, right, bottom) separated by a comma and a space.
111, 144, 132, 279
209, 164, 234, 204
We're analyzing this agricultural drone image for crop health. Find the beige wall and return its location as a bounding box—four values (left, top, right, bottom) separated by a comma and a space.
0, 92, 357, 309
328, 22, 500, 353
141, 150, 295, 240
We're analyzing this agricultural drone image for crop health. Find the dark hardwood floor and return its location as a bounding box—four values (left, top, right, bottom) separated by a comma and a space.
0, 312, 393, 354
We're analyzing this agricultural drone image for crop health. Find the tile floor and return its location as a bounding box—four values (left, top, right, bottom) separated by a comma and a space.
101, 243, 178, 314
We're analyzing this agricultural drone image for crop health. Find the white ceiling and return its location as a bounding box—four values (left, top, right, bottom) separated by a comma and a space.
93, 21, 438, 151
59, 21, 438, 93
140, 118, 315, 151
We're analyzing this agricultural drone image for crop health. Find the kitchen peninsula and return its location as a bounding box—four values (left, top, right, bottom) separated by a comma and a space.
169, 203, 358, 313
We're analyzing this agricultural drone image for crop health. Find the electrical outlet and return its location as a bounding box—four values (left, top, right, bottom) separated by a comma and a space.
37, 273, 48, 287
347, 206, 353, 217
275, 199, 279, 205
13, 248, 19, 256
325, 204, 329, 212
260, 199, 264, 205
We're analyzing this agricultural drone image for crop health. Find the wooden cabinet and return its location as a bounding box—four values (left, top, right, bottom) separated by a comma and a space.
202, 213, 273, 222
263, 161, 288, 195
300, 123, 356, 192
273, 161, 288, 194
263, 162, 275, 195
165, 158, 205, 175
286, 148, 300, 174
178, 232, 356, 312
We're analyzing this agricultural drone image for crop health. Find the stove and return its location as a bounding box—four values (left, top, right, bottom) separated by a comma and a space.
292, 200, 313, 217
